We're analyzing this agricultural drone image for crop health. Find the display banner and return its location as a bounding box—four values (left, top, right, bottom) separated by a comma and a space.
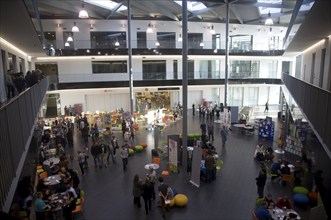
190, 145, 202, 188
168, 139, 178, 173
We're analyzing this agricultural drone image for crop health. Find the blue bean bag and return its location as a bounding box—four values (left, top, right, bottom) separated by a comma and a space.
293, 186, 309, 195
172, 189, 178, 196
293, 194, 309, 206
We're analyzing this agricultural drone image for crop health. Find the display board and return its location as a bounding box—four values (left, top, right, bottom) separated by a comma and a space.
190, 145, 202, 188
258, 116, 275, 141
168, 139, 178, 173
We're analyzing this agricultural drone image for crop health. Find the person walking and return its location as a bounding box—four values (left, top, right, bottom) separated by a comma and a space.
142, 178, 153, 214
207, 122, 214, 142
120, 142, 129, 171
264, 101, 269, 113
192, 103, 195, 116
220, 125, 228, 147
147, 167, 157, 200
77, 150, 86, 176
158, 177, 169, 219
91, 141, 101, 168
132, 174, 143, 208
255, 170, 267, 199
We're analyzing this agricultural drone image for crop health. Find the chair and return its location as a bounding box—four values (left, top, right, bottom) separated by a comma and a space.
256, 198, 265, 207
216, 160, 223, 171
282, 174, 293, 184
152, 157, 160, 165
72, 196, 84, 217
39, 171, 48, 179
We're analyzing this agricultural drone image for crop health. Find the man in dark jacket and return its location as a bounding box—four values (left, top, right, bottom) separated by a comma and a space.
256, 170, 267, 199
91, 142, 102, 168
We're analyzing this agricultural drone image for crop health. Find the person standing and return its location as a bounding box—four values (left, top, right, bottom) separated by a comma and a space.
147, 167, 157, 200
77, 150, 86, 176
91, 141, 101, 168
255, 170, 267, 199
5, 70, 15, 100
132, 174, 143, 208
142, 178, 153, 214
264, 101, 269, 113
120, 143, 129, 171
220, 125, 228, 147
158, 177, 169, 219
34, 192, 47, 220
207, 122, 214, 142
192, 103, 195, 116
111, 135, 119, 158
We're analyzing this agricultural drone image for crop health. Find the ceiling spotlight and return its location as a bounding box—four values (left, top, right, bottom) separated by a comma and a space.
199, 41, 204, 47
155, 41, 160, 47
72, 22, 79, 32
213, 49, 217, 53
67, 34, 73, 42
78, 3, 89, 18
178, 33, 182, 42
86, 49, 90, 53
56, 23, 61, 28
146, 23, 153, 33
64, 42, 70, 47
210, 25, 216, 34
115, 40, 120, 47
265, 11, 273, 25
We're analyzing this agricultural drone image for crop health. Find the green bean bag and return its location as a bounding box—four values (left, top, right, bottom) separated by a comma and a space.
128, 149, 135, 155
293, 186, 309, 195
135, 145, 143, 152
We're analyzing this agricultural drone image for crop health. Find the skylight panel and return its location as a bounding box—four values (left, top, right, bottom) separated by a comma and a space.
174, 1, 207, 12
258, 0, 281, 14
300, 2, 314, 11
84, 0, 127, 11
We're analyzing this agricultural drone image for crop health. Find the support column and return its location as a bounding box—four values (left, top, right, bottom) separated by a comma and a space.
224, 0, 229, 108
128, 0, 134, 117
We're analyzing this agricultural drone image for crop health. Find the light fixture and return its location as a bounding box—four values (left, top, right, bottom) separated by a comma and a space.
178, 33, 182, 42
115, 40, 120, 47
146, 23, 153, 33
72, 22, 79, 32
78, 3, 89, 18
199, 41, 204, 47
90, 24, 94, 30
213, 49, 217, 53
56, 23, 61, 28
210, 25, 215, 34
265, 11, 273, 25
64, 42, 70, 47
67, 34, 73, 42
155, 41, 160, 47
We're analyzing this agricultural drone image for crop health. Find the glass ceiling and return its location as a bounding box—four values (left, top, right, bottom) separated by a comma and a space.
84, 0, 127, 11
258, 0, 282, 14
174, 1, 207, 12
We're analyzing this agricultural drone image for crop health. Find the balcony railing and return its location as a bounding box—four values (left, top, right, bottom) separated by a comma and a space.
0, 77, 49, 212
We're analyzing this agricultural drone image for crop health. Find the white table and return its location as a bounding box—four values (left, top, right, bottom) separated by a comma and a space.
44, 175, 62, 186
43, 157, 60, 166
144, 163, 160, 170
269, 207, 301, 219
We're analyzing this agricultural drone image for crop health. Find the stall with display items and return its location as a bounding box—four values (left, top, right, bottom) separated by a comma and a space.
258, 116, 275, 141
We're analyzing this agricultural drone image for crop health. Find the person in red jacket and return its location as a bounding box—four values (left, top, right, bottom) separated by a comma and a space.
276, 195, 292, 209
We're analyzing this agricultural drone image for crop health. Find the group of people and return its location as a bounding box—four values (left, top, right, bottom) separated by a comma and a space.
199, 121, 228, 147
5, 69, 45, 101
132, 171, 173, 219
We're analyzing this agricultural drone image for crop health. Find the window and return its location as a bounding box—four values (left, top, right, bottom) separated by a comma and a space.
230, 35, 252, 51
173, 60, 178, 79
137, 32, 146, 48
212, 34, 221, 49
268, 36, 279, 50
92, 61, 127, 73
268, 61, 278, 78
230, 60, 260, 78
143, 60, 166, 80
63, 32, 74, 49
19, 57, 25, 73
188, 33, 203, 49
228, 87, 243, 107
45, 31, 56, 49
91, 32, 126, 49
188, 60, 194, 79
157, 32, 176, 48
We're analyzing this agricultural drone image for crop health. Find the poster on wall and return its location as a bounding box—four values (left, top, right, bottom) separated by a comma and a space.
168, 139, 178, 173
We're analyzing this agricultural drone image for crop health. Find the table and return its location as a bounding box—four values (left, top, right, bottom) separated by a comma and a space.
233, 124, 246, 134
281, 164, 295, 172
44, 175, 62, 186
43, 157, 60, 166
269, 207, 301, 219
144, 163, 160, 170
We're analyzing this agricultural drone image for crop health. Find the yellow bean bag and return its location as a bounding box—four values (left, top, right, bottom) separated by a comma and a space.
169, 198, 175, 207
174, 194, 188, 207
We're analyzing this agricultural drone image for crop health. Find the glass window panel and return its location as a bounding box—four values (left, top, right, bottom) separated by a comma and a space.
137, 32, 146, 48
143, 60, 166, 80
212, 34, 221, 49
230, 35, 252, 51
91, 32, 126, 49
92, 61, 127, 73
44, 31, 56, 49
244, 87, 258, 106
230, 60, 260, 78
157, 32, 176, 48
173, 60, 178, 79
228, 87, 243, 107
188, 33, 203, 49
188, 60, 194, 79
268, 61, 278, 78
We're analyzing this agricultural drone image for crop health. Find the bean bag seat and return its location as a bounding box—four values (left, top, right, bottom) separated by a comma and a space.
293, 194, 309, 206
169, 198, 175, 207
141, 143, 148, 148
135, 145, 143, 152
293, 186, 309, 195
128, 145, 136, 151
188, 133, 195, 138
174, 194, 188, 207
172, 189, 178, 196
37, 169, 44, 174
308, 192, 318, 204
128, 149, 135, 155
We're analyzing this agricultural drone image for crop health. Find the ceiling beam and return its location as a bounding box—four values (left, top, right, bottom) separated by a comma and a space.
231, 0, 314, 9
283, 0, 304, 47
229, 4, 243, 24
106, 1, 125, 19
138, 1, 179, 21
244, 10, 307, 24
